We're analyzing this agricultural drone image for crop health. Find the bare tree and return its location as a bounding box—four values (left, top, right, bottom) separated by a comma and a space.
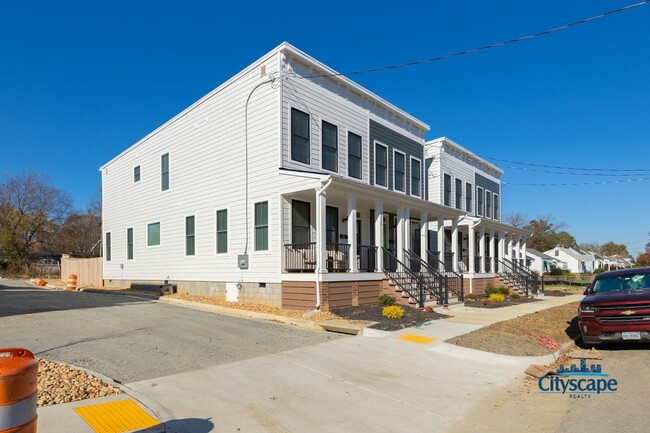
524, 215, 569, 252
504, 212, 527, 228
579, 242, 602, 254
57, 212, 102, 257
0, 172, 71, 272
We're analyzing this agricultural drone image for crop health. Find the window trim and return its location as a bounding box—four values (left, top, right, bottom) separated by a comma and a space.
147, 222, 161, 247
105, 232, 111, 262
216, 209, 228, 254
455, 178, 462, 210
290, 107, 310, 166
410, 156, 421, 197
185, 215, 196, 257
393, 149, 406, 193
254, 201, 269, 251
126, 227, 134, 260
321, 120, 338, 173
347, 131, 362, 180
374, 141, 389, 189
160, 152, 170, 192
133, 165, 141, 183
476, 187, 484, 217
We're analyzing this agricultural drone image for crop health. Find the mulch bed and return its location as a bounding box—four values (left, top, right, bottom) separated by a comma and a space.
464, 296, 541, 309
331, 304, 448, 331
542, 290, 571, 297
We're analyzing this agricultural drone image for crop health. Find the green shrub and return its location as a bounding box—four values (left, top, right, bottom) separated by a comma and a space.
378, 294, 396, 306
496, 286, 510, 296
488, 293, 505, 302
382, 305, 404, 319
465, 293, 479, 301
484, 286, 498, 296
509, 293, 521, 300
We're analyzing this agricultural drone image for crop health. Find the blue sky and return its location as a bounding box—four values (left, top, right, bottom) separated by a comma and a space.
1, 1, 648, 255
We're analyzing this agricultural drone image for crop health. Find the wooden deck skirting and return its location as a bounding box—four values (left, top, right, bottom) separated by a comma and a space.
282, 280, 381, 311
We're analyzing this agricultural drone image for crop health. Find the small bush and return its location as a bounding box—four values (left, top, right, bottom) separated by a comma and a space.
378, 294, 396, 306
382, 305, 404, 319
509, 293, 521, 300
465, 293, 479, 301
496, 286, 510, 296
488, 293, 505, 302
424, 305, 434, 313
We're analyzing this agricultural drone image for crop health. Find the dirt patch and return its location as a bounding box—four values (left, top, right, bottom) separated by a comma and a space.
332, 305, 448, 331
447, 302, 580, 356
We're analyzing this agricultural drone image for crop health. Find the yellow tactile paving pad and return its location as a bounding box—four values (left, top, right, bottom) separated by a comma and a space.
74, 399, 160, 433
396, 334, 438, 344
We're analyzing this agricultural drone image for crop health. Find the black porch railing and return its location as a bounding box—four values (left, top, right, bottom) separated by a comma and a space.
474, 256, 481, 273
443, 252, 454, 270
383, 247, 398, 273
427, 250, 464, 301
496, 258, 539, 295
404, 249, 448, 304
357, 245, 377, 272
283, 242, 350, 273
382, 248, 426, 307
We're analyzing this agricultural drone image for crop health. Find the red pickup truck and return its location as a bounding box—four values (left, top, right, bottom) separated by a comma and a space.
579, 267, 650, 345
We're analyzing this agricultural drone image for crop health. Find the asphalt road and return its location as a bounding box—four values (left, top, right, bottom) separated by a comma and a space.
0, 279, 342, 383
451, 342, 650, 433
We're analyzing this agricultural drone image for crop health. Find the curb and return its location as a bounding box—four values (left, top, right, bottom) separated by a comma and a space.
549, 337, 578, 362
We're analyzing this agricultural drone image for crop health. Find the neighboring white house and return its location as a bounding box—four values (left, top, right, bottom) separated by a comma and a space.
544, 246, 595, 274
101, 43, 535, 308
526, 248, 560, 274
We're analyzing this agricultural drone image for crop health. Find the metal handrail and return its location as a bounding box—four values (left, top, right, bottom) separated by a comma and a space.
382, 248, 425, 307
404, 249, 448, 304
427, 250, 464, 300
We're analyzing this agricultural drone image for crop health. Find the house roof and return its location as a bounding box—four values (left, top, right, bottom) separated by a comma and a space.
425, 136, 504, 175
526, 248, 556, 261
545, 246, 595, 261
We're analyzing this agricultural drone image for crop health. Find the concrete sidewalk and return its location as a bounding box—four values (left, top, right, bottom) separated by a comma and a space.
36, 294, 581, 433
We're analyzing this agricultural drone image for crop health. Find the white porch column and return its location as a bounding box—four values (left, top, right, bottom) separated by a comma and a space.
375, 202, 384, 272
507, 234, 514, 262
522, 237, 528, 268
478, 227, 485, 274
451, 217, 459, 272
404, 208, 411, 256
396, 207, 406, 263
498, 230, 505, 272
515, 235, 522, 265
316, 187, 327, 272
347, 196, 357, 272
437, 216, 445, 272
468, 224, 476, 274
489, 229, 496, 273
421, 212, 428, 263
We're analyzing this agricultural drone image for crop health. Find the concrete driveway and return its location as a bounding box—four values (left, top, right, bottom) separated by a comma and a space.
0, 279, 342, 382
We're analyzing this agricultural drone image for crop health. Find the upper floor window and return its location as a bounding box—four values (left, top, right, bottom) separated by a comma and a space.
493, 193, 500, 220
148, 222, 161, 246
134, 166, 141, 183
455, 178, 462, 210
348, 132, 362, 180
477, 187, 484, 217
375, 143, 388, 187
410, 158, 421, 197
255, 201, 268, 251
485, 191, 492, 219
394, 151, 405, 192
291, 108, 310, 164
465, 183, 472, 213
443, 174, 452, 206
321, 121, 338, 172
127, 228, 134, 260
185, 216, 195, 256
216, 209, 227, 253
105, 232, 111, 261
161, 153, 169, 191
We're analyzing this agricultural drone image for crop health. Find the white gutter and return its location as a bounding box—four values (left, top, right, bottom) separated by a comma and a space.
315, 177, 333, 310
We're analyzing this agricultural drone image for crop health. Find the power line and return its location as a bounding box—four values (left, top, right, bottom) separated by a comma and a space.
300, 1, 649, 79
498, 164, 650, 177
485, 156, 650, 172
502, 177, 650, 186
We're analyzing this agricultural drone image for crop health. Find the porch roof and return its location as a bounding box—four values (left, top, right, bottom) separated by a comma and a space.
451, 215, 532, 237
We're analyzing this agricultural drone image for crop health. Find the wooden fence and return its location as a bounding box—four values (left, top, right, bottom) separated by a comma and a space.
60, 255, 103, 287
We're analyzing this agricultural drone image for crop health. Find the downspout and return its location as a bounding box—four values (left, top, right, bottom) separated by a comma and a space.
315, 177, 333, 310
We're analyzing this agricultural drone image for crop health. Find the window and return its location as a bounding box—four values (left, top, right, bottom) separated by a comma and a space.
185, 216, 195, 256
348, 132, 362, 179
411, 158, 421, 197
466, 183, 472, 213
493, 194, 500, 220
485, 191, 492, 219
161, 153, 169, 191
291, 108, 310, 164
148, 222, 160, 246
326, 206, 338, 244
133, 166, 141, 183
394, 151, 406, 192
105, 232, 111, 261
216, 210, 227, 253
375, 143, 388, 187
255, 201, 268, 251
443, 174, 452, 206
127, 228, 133, 260
291, 200, 310, 244
322, 121, 338, 172
455, 178, 462, 210
477, 187, 484, 217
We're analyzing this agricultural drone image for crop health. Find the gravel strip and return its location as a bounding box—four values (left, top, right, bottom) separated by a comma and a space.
37, 359, 122, 406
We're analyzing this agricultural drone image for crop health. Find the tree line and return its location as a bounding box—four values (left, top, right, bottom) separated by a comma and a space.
0, 172, 101, 274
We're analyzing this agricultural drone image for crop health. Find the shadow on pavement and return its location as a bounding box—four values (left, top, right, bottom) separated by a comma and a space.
136, 418, 214, 433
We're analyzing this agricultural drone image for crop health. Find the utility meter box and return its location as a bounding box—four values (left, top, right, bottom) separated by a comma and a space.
238, 254, 249, 269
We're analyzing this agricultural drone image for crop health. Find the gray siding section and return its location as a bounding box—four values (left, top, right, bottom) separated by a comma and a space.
475, 173, 500, 195
369, 120, 423, 196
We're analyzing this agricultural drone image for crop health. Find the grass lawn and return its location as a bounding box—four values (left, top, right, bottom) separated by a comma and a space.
447, 302, 580, 356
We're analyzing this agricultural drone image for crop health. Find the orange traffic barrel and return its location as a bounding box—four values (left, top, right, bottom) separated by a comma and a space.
0, 348, 38, 433
66, 274, 77, 291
